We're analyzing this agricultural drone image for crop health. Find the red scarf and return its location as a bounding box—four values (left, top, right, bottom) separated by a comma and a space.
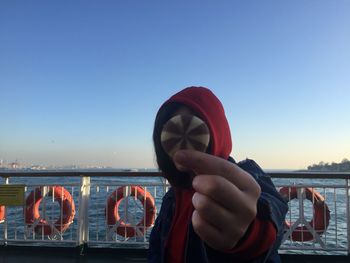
165, 188, 194, 263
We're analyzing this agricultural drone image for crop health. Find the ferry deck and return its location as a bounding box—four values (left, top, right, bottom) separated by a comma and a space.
0, 171, 349, 263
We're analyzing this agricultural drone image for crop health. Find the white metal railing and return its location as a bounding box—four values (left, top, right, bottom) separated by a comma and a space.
270, 173, 350, 255
0, 171, 349, 255
276, 184, 349, 254
0, 176, 80, 244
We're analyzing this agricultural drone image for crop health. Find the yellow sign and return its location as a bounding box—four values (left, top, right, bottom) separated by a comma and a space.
0, 185, 25, 206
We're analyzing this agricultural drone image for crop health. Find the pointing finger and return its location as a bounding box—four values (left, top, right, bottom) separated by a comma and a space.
173, 150, 258, 193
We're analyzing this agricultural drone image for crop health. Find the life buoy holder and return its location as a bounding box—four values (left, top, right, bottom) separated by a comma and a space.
106, 185, 156, 237
279, 186, 330, 241
25, 186, 75, 236
0, 206, 5, 223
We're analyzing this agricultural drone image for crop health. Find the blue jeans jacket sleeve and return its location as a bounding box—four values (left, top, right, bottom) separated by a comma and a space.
237, 159, 289, 262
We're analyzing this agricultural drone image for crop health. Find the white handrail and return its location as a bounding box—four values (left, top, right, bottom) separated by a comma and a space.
0, 172, 348, 256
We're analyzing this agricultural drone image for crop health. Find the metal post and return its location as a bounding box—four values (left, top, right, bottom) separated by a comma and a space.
42, 185, 48, 239
4, 177, 9, 243
77, 176, 90, 246
346, 179, 350, 255
124, 185, 129, 231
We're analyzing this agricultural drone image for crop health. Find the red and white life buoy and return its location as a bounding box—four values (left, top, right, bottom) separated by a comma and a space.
25, 186, 75, 236
279, 186, 330, 241
0, 206, 5, 223
106, 185, 156, 237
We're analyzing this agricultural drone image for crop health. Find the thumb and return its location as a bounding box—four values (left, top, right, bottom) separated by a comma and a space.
173, 150, 197, 172
173, 151, 190, 172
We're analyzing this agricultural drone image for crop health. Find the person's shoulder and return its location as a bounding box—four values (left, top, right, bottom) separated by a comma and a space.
160, 187, 176, 211
163, 187, 174, 197
157, 187, 176, 225
236, 158, 267, 179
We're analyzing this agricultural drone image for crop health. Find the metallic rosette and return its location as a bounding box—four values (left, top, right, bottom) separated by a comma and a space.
161, 115, 210, 158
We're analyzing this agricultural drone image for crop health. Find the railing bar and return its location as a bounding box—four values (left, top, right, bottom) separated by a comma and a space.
269, 173, 350, 179
71, 185, 74, 241
60, 186, 63, 241
288, 187, 292, 243
323, 187, 327, 245
3, 239, 77, 244
0, 172, 163, 178
124, 185, 128, 241
91, 183, 167, 187
42, 186, 46, 240
275, 184, 347, 189
96, 185, 99, 242
19, 183, 81, 187
279, 246, 348, 251
334, 187, 338, 248
144, 186, 147, 243
105, 185, 109, 242
87, 240, 149, 246
2, 171, 350, 179
312, 187, 315, 249
346, 179, 350, 255
4, 177, 9, 242
134, 185, 138, 243
23, 186, 27, 241
32, 186, 35, 240
300, 188, 304, 243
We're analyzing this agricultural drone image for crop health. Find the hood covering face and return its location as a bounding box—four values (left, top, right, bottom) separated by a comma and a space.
161, 86, 232, 159
154, 87, 233, 262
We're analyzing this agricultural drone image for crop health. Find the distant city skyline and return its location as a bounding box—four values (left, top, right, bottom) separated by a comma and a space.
1, 1, 349, 170
1, 157, 349, 171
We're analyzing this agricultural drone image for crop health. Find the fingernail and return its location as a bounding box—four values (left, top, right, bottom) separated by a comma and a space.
175, 163, 186, 171
192, 192, 199, 207
192, 176, 199, 189
173, 150, 187, 171
173, 150, 186, 163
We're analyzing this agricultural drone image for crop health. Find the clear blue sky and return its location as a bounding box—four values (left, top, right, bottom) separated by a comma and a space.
0, 1, 349, 169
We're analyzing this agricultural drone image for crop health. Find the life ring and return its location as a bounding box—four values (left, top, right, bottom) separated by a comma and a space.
106, 185, 156, 237
0, 206, 5, 223
279, 186, 330, 241
25, 186, 75, 236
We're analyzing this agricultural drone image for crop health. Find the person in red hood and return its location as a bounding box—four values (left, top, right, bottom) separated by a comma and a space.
148, 87, 288, 263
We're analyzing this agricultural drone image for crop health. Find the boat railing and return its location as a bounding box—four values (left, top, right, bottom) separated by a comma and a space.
0, 171, 349, 255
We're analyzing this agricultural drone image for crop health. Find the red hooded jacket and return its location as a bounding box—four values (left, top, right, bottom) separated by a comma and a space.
161, 87, 232, 159
158, 87, 277, 262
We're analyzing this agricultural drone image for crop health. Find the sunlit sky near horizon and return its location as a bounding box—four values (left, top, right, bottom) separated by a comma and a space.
1, 1, 349, 170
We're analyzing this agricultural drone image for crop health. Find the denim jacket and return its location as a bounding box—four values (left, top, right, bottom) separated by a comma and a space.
148, 159, 288, 263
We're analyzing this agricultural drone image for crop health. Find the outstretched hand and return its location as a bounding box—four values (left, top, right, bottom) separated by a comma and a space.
173, 150, 261, 251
